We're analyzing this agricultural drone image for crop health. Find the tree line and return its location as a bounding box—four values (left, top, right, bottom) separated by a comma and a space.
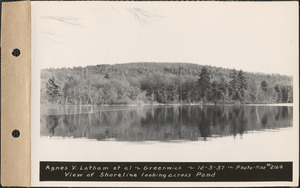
41, 62, 293, 105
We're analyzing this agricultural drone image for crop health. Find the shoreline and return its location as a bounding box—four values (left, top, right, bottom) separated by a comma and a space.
41, 103, 294, 108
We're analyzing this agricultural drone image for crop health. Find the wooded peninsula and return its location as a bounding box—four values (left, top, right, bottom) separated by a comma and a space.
41, 62, 293, 105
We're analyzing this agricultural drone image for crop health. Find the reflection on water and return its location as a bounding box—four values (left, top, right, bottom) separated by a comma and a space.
40, 105, 293, 142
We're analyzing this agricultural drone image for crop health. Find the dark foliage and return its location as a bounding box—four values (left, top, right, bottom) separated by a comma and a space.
41, 62, 293, 105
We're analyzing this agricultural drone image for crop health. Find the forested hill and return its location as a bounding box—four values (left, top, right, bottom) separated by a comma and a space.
41, 62, 293, 105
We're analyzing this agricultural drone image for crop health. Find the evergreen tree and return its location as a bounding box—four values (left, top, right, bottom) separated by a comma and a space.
274, 84, 282, 102
281, 85, 292, 103
261, 80, 268, 92
229, 70, 240, 101
229, 70, 247, 102
274, 84, 292, 103
218, 78, 228, 103
261, 80, 268, 101
237, 70, 247, 102
197, 67, 211, 102
211, 81, 222, 104
46, 77, 62, 104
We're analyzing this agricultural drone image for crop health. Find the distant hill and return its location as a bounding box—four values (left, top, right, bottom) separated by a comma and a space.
41, 62, 293, 105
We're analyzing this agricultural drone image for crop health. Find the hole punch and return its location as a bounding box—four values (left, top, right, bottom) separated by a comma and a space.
12, 129, 20, 138
12, 48, 21, 57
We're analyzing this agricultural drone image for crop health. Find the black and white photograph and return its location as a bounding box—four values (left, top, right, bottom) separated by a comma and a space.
30, 1, 299, 186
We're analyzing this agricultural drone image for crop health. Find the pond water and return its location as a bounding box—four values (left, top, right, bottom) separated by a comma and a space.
40, 105, 293, 142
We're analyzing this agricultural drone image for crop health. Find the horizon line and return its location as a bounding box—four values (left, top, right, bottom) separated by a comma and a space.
41, 61, 293, 77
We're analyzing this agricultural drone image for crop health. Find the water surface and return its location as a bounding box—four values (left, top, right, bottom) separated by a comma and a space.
40, 105, 293, 142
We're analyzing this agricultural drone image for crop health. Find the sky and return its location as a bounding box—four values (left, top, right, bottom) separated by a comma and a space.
31, 1, 298, 75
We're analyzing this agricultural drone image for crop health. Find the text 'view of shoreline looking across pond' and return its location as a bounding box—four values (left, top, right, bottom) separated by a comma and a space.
40, 62, 293, 141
